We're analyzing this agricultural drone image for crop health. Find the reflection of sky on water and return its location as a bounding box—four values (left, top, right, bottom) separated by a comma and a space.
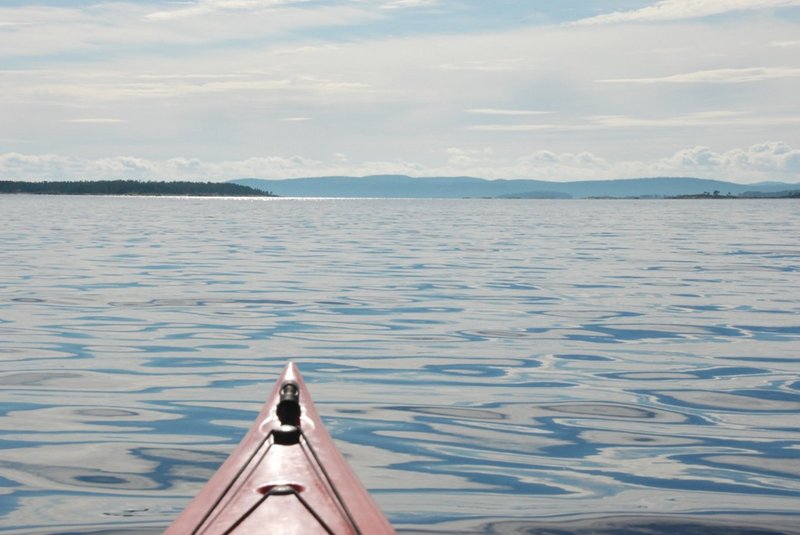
0, 196, 799, 534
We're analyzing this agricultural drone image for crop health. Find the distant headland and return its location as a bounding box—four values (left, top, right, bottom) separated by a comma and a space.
232, 175, 800, 199
3, 177, 799, 199
0, 180, 273, 197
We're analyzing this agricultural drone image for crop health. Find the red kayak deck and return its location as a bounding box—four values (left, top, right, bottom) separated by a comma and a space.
165, 362, 395, 534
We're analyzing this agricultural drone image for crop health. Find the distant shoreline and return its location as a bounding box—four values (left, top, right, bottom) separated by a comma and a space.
0, 180, 274, 197
583, 193, 800, 200
2, 179, 799, 199
233, 175, 800, 199
668, 194, 800, 199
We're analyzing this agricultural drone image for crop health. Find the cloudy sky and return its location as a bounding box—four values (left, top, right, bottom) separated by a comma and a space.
1, 0, 799, 183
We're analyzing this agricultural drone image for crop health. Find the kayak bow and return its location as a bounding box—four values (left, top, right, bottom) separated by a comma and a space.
165, 362, 395, 534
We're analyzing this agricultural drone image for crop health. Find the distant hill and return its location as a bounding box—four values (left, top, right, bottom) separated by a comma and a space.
232, 175, 799, 199
0, 180, 273, 197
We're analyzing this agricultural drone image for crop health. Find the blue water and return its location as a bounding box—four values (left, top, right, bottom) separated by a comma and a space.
0, 196, 799, 534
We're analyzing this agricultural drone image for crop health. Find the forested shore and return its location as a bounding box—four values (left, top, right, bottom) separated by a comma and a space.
0, 180, 273, 197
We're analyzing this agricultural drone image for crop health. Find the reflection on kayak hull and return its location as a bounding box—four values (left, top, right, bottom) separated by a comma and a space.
164, 362, 395, 535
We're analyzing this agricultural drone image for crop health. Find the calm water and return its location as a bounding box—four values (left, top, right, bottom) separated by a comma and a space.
1, 196, 799, 534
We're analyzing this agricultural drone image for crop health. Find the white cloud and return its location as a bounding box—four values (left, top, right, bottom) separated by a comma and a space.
770, 39, 800, 47
664, 142, 800, 174
466, 109, 552, 116
0, 3, 376, 62
445, 147, 494, 166
0, 152, 83, 178
162, 157, 206, 174
468, 123, 594, 132
588, 111, 800, 128
217, 156, 322, 176
135, 73, 253, 81
87, 156, 158, 177
518, 151, 609, 168
600, 67, 800, 84
64, 118, 127, 124
475, 143, 800, 181
145, 0, 312, 21
576, 0, 800, 25
3, 70, 372, 103
438, 59, 523, 72
381, 0, 439, 9
468, 110, 800, 132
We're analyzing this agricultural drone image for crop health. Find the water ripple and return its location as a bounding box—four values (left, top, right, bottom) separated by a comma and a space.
1, 197, 799, 533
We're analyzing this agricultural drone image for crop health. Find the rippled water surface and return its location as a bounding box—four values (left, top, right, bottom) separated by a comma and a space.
1, 196, 799, 534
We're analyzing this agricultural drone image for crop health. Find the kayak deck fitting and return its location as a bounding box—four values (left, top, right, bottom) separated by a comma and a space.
165, 362, 395, 534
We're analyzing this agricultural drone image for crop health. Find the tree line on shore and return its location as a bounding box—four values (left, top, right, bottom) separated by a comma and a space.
0, 180, 273, 197
671, 190, 800, 199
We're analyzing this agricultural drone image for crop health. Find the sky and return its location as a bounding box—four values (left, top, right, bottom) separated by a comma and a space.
1, 0, 799, 183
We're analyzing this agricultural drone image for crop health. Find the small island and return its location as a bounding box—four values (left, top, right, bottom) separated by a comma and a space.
0, 180, 275, 197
